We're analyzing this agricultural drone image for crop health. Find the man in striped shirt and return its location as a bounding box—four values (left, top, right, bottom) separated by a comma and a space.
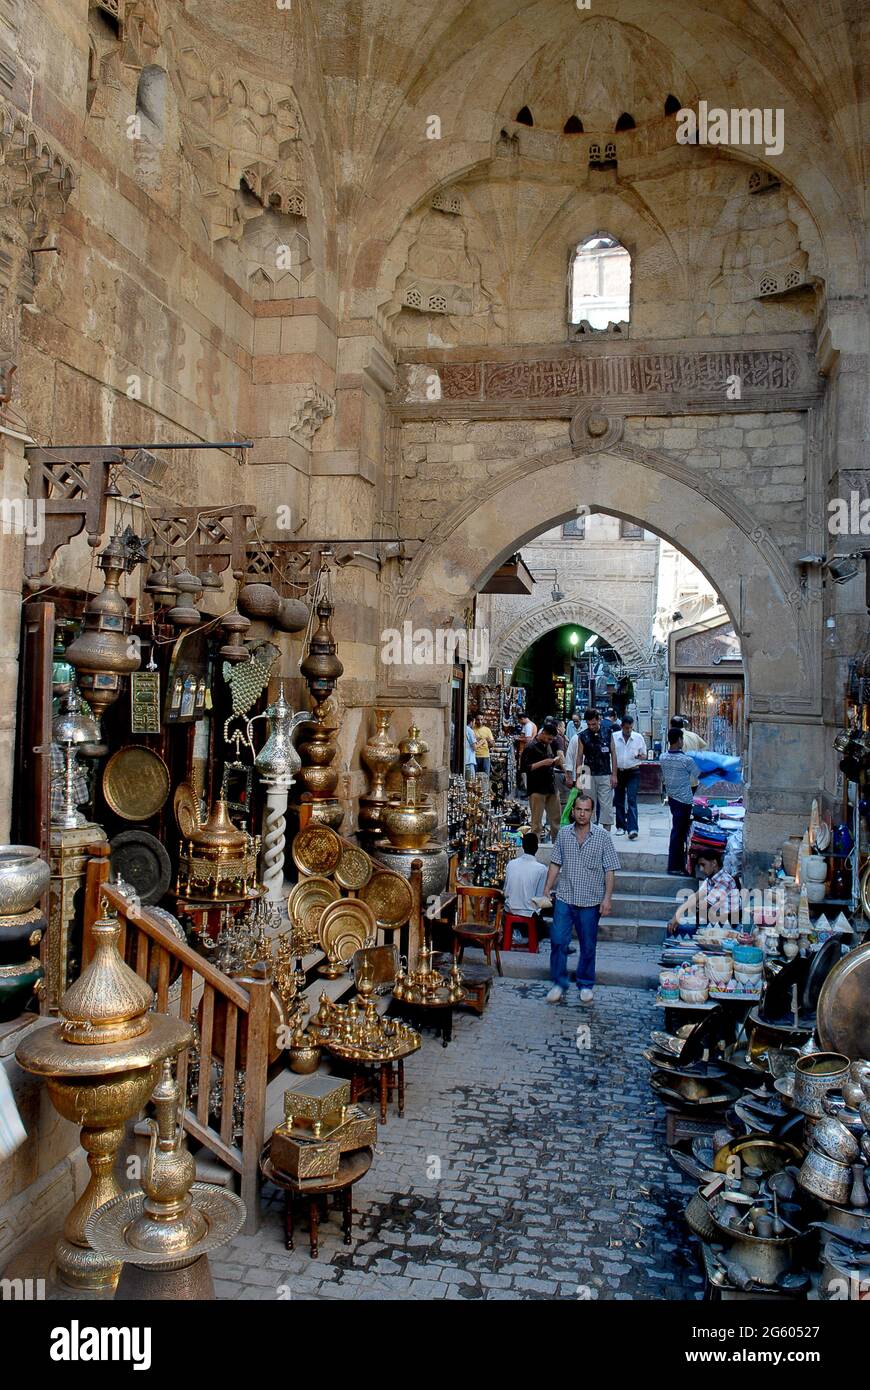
542, 793, 620, 1004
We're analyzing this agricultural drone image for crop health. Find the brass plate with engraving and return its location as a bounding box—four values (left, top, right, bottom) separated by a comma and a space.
102, 746, 171, 821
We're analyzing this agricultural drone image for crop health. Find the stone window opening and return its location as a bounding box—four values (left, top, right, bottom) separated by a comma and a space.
569, 233, 631, 331
515, 105, 534, 126
135, 64, 166, 143
614, 112, 636, 132
664, 94, 682, 116
563, 115, 584, 134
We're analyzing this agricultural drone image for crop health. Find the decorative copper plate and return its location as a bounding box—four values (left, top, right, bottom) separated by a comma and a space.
103, 746, 170, 821
335, 844, 373, 892
816, 940, 870, 1061
360, 869, 413, 929
173, 781, 201, 840
292, 824, 341, 878
318, 898, 377, 964
287, 876, 339, 946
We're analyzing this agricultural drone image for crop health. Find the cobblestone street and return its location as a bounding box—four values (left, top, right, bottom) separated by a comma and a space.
213, 979, 704, 1301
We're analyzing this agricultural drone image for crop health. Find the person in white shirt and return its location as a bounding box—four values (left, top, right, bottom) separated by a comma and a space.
502, 833, 548, 947
464, 720, 478, 780
610, 714, 647, 839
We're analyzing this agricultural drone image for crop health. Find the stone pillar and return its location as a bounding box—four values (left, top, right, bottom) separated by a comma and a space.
0, 426, 28, 841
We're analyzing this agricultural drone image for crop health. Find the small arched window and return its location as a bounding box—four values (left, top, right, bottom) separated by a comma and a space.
563, 115, 584, 134
614, 112, 636, 132
515, 105, 534, 127
570, 233, 631, 329
136, 65, 166, 142
664, 94, 682, 116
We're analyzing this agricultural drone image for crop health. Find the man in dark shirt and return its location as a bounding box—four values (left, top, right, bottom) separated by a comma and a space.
521, 716, 563, 843
566, 708, 616, 830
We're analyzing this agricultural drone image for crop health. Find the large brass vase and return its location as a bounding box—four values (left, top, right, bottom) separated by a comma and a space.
16, 909, 192, 1291
359, 709, 400, 839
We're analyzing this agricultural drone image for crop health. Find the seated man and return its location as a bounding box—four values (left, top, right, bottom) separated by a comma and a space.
502, 832, 547, 947
666, 849, 739, 936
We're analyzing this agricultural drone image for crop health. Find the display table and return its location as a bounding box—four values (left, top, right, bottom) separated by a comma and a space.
390, 993, 457, 1047
322, 1046, 412, 1123
260, 1145, 373, 1258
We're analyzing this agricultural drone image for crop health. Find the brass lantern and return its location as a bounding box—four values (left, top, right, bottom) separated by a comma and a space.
299, 597, 343, 703
65, 534, 144, 724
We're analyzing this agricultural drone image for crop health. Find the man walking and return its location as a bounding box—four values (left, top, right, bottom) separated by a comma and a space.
521, 716, 563, 843
566, 707, 616, 830
660, 727, 698, 875
611, 714, 646, 839
543, 793, 619, 1003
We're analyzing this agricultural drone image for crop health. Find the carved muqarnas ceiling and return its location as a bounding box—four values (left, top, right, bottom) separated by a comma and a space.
172, 40, 306, 248
382, 203, 505, 346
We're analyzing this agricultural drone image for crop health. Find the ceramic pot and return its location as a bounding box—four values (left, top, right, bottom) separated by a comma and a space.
804, 881, 826, 903
803, 857, 828, 884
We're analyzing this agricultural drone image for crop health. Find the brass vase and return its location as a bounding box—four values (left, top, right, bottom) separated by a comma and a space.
15, 908, 192, 1291
359, 709, 400, 840
297, 708, 344, 829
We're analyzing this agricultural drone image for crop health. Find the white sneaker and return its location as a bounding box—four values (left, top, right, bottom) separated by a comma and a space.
580, 989, 594, 1004
546, 985, 564, 1004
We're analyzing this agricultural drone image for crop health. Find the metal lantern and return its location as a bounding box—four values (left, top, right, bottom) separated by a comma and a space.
65, 534, 143, 723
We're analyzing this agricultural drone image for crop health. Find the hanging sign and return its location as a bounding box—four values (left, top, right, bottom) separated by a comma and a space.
130, 670, 161, 734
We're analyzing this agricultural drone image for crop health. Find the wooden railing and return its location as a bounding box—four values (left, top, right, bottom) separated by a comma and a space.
83, 855, 271, 1234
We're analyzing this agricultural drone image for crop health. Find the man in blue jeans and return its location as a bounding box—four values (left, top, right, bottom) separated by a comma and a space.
541, 793, 619, 1004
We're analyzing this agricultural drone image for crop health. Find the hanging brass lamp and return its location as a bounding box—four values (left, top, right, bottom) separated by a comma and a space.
64, 534, 143, 724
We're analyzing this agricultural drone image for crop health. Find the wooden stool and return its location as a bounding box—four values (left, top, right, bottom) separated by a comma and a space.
503, 912, 540, 953
260, 1145, 373, 1258
348, 1058, 405, 1123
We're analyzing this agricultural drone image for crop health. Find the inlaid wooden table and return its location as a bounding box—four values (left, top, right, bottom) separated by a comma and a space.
260, 1144, 374, 1258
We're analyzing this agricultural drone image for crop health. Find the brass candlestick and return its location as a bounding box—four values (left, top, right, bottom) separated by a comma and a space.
16, 907, 192, 1292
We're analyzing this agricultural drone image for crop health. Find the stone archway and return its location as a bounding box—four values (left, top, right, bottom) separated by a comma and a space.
388, 442, 823, 858
493, 598, 650, 673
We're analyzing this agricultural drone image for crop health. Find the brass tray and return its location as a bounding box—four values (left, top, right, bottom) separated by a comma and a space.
287, 876, 339, 945
173, 781, 201, 840
292, 824, 341, 878
109, 829, 172, 905
103, 746, 170, 821
816, 940, 870, 1060
319, 898, 376, 965
360, 869, 413, 928
335, 844, 373, 892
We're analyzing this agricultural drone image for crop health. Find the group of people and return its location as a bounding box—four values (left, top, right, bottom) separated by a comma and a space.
494, 706, 727, 1005
520, 708, 648, 845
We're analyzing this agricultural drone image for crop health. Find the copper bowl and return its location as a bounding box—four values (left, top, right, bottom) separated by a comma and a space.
793, 1052, 850, 1117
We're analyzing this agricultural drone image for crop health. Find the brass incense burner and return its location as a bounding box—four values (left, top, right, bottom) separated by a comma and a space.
15, 907, 192, 1291
177, 798, 260, 900
380, 754, 437, 851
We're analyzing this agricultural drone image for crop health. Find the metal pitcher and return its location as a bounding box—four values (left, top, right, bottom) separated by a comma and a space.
247, 683, 308, 784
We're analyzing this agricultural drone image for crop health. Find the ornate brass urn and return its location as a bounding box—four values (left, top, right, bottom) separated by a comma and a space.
15, 908, 192, 1291
381, 755, 438, 850
64, 533, 145, 724
359, 709, 400, 840
177, 798, 259, 900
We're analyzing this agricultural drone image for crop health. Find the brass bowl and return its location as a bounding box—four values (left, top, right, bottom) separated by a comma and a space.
46, 1064, 162, 1130
712, 1135, 803, 1175
289, 1043, 321, 1075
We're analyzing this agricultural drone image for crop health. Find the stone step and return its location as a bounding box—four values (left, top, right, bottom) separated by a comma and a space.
611, 891, 679, 922
597, 916, 667, 945
615, 870, 695, 895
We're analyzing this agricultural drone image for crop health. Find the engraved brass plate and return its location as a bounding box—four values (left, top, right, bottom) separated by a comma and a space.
360, 869, 414, 928
102, 746, 170, 821
334, 844, 373, 892
292, 824, 341, 877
